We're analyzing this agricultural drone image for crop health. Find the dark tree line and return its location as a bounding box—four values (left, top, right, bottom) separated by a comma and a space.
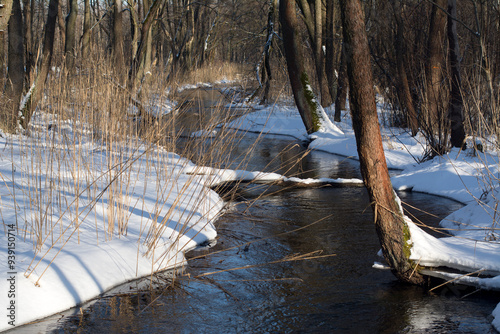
0, 0, 499, 154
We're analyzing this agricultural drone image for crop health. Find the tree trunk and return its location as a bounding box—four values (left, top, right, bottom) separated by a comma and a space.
0, 0, 13, 34
20, 0, 58, 129
128, 0, 139, 64
259, 0, 277, 105
4, 0, 23, 130
340, 0, 425, 285
296, 0, 332, 107
113, 0, 125, 80
334, 42, 348, 122
0, 1, 13, 79
65, 0, 77, 71
23, 0, 34, 88
325, 0, 337, 110
391, 0, 418, 136
313, 0, 331, 107
129, 0, 163, 91
425, 0, 447, 138
280, 0, 329, 134
81, 0, 91, 58
447, 0, 465, 148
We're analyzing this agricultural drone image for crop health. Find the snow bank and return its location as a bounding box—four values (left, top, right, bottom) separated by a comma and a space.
0, 118, 223, 330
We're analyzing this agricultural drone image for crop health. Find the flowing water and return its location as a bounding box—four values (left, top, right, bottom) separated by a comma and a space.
14, 94, 499, 333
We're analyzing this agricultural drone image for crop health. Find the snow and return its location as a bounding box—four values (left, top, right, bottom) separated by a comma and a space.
225, 101, 500, 330
1, 96, 500, 331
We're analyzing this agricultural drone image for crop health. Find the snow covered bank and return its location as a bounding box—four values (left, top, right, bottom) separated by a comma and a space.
0, 115, 223, 331
228, 103, 500, 330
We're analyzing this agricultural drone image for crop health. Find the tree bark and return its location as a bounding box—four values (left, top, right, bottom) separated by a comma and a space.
425, 0, 447, 136
391, 0, 418, 136
325, 0, 337, 111
296, 0, 332, 107
81, 0, 91, 58
113, 0, 125, 80
65, 0, 78, 71
259, 0, 277, 105
0, 0, 13, 34
280, 0, 329, 134
0, 1, 13, 79
447, 0, 465, 148
4, 0, 23, 130
334, 42, 348, 122
20, 0, 58, 129
129, 0, 163, 91
22, 0, 34, 88
340, 0, 425, 285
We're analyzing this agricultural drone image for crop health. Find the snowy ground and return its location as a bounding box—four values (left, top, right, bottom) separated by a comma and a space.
1, 96, 500, 331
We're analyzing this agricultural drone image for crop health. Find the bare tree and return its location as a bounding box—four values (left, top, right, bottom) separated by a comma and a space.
0, 0, 14, 79
280, 0, 330, 134
447, 0, 465, 148
340, 0, 425, 285
390, 0, 418, 136
65, 0, 78, 70
81, 0, 91, 58
113, 0, 125, 79
334, 42, 347, 122
425, 0, 448, 153
296, 0, 332, 107
4, 0, 23, 130
20, 0, 59, 129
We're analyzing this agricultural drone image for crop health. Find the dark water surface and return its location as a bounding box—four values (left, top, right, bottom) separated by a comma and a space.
16, 132, 499, 333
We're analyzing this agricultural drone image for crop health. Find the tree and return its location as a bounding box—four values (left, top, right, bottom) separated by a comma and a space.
325, 0, 339, 114
0, 0, 14, 80
390, 0, 418, 136
257, 0, 277, 105
112, 0, 125, 80
425, 0, 448, 153
280, 0, 331, 135
65, 0, 78, 71
81, 0, 91, 58
0, 0, 13, 34
20, 0, 59, 129
4, 0, 23, 130
339, 0, 425, 285
447, 0, 465, 148
296, 0, 332, 107
334, 42, 348, 122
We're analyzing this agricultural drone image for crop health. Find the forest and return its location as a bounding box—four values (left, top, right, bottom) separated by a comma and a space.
0, 0, 498, 150
1, 0, 500, 331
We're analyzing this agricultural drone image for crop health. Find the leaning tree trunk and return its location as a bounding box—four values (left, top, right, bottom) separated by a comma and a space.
340, 0, 425, 285
447, 0, 465, 148
19, 0, 58, 129
280, 0, 330, 135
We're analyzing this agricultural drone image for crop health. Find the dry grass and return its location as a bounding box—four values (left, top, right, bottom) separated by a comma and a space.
0, 57, 283, 283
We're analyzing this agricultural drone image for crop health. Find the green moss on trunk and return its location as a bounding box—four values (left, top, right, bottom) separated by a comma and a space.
300, 71, 321, 133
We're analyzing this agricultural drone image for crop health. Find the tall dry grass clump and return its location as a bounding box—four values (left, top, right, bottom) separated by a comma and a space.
0, 56, 269, 284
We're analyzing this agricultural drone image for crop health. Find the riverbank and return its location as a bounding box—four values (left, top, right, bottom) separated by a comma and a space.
227, 101, 500, 329
1, 94, 500, 331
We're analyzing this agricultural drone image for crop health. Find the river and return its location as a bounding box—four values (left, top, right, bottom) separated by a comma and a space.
15, 128, 498, 333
